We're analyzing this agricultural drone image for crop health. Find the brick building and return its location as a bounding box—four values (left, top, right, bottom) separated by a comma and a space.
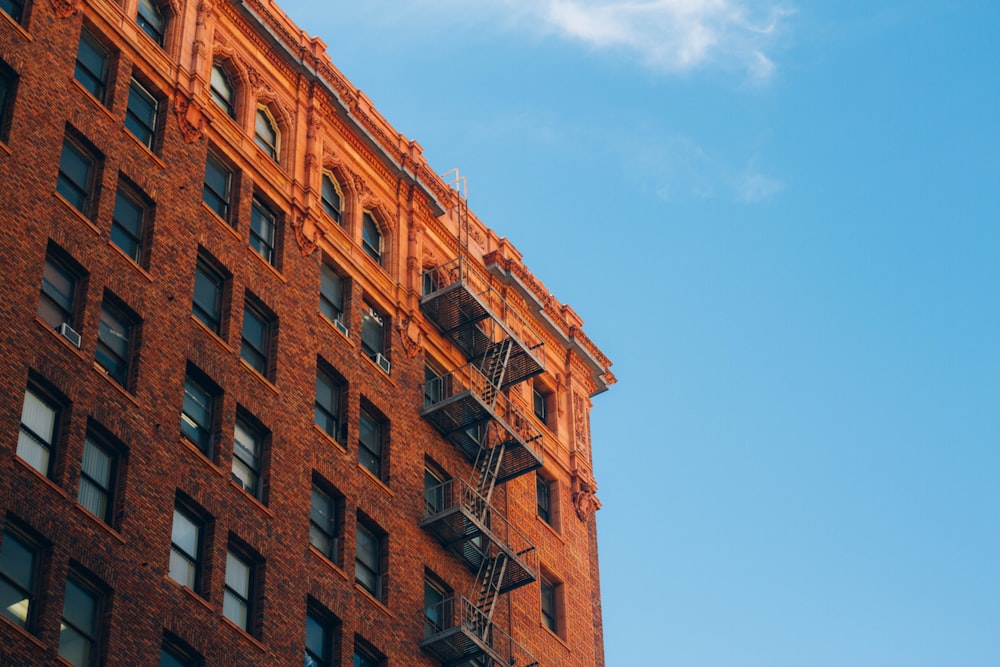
0, 0, 614, 665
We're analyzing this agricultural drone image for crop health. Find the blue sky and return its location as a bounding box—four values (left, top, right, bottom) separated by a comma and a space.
277, 2, 1000, 665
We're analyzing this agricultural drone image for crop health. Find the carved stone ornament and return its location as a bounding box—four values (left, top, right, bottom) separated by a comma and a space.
174, 95, 207, 144
49, 0, 80, 18
573, 392, 591, 457
571, 474, 601, 521
290, 215, 318, 256
396, 313, 423, 359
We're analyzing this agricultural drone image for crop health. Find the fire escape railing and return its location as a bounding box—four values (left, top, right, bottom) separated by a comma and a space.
421, 595, 539, 667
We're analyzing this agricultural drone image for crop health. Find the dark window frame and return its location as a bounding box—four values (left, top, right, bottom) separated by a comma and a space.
17, 381, 63, 479
0, 522, 42, 632
180, 365, 219, 458
57, 132, 100, 218
202, 152, 233, 222
111, 180, 151, 266
222, 543, 258, 636
314, 362, 345, 443
361, 212, 382, 265
125, 76, 160, 150
39, 246, 84, 331
169, 501, 206, 594
357, 406, 385, 480
360, 303, 386, 361
319, 262, 346, 327
309, 478, 343, 566
192, 251, 228, 335
78, 429, 122, 527
0, 59, 17, 142
74, 27, 111, 102
249, 196, 279, 267
240, 295, 274, 379
320, 173, 342, 224
160, 633, 203, 667
136, 0, 167, 46
305, 599, 340, 667
209, 63, 235, 118
354, 517, 385, 601
0, 0, 25, 24
254, 106, 278, 161
536, 473, 553, 526
232, 409, 267, 502
58, 568, 106, 667
96, 294, 138, 389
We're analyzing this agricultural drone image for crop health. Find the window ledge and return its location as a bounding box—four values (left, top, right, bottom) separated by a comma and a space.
178, 437, 226, 477
354, 582, 394, 618
313, 424, 347, 454
69, 77, 117, 123
164, 576, 215, 613
541, 622, 571, 649
72, 503, 126, 544
227, 480, 274, 517
308, 545, 349, 582
320, 314, 353, 345
36, 316, 89, 360
91, 362, 141, 407
220, 616, 267, 651
200, 201, 240, 240
53, 191, 102, 236
106, 240, 154, 282
190, 315, 234, 353
238, 358, 279, 395
361, 352, 395, 385
246, 244, 287, 284
0, 10, 31, 41
357, 462, 394, 498
0, 140, 10, 157
122, 127, 167, 169
13, 456, 71, 501
0, 614, 46, 651
537, 515, 566, 543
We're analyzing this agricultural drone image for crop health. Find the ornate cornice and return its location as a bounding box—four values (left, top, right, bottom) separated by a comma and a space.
173, 93, 208, 144
49, 0, 80, 18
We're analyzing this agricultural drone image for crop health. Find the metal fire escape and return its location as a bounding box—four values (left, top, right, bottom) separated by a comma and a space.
419, 174, 543, 667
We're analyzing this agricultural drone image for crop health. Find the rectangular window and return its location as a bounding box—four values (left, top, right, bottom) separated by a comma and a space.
0, 0, 24, 23
314, 364, 344, 442
533, 387, 547, 422
202, 153, 232, 221
355, 518, 383, 600
78, 435, 118, 525
74, 29, 109, 101
160, 635, 201, 667
192, 252, 227, 335
423, 467, 445, 517
232, 413, 265, 500
249, 197, 278, 266
169, 504, 203, 592
38, 248, 81, 331
423, 578, 448, 637
136, 0, 166, 46
111, 183, 149, 264
319, 263, 345, 326
360, 305, 384, 360
57, 135, 98, 217
358, 408, 383, 479
0, 60, 16, 142
96, 297, 137, 388
17, 385, 59, 477
540, 574, 562, 636
180, 368, 217, 457
305, 601, 339, 667
223, 548, 255, 634
423, 364, 448, 408
125, 78, 159, 150
240, 296, 273, 378
59, 573, 104, 667
309, 481, 342, 566
0, 526, 39, 630
352, 638, 383, 667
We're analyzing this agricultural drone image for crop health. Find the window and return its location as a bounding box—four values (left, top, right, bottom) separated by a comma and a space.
249, 197, 278, 266
352, 638, 383, 667
136, 0, 166, 46
354, 518, 383, 600
192, 252, 227, 334
0, 526, 39, 630
180, 367, 218, 457
315, 364, 344, 442
38, 248, 81, 330
209, 64, 235, 117
57, 134, 98, 217
533, 386, 547, 423
111, 183, 149, 264
305, 602, 339, 667
125, 78, 159, 149
320, 174, 342, 224
0, 61, 16, 142
223, 548, 255, 634
357, 407, 384, 479
96, 296, 137, 388
59, 572, 104, 667
232, 413, 265, 500
78, 434, 118, 525
309, 481, 342, 565
160, 634, 201, 667
240, 296, 274, 377
423, 363, 447, 408
536, 473, 553, 526
319, 263, 345, 327
254, 107, 278, 160
0, 0, 24, 23
202, 153, 232, 221
423, 466, 445, 517
74, 29, 109, 102
169, 504, 203, 592
540, 575, 561, 635
423, 578, 448, 637
17, 385, 59, 477
361, 212, 382, 265
360, 304, 385, 361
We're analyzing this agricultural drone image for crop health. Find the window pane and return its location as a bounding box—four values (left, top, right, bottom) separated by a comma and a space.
203, 156, 231, 219
137, 0, 165, 44
360, 308, 383, 357
0, 531, 34, 593
362, 214, 381, 263
192, 262, 222, 332
59, 579, 97, 667
126, 80, 158, 148
210, 65, 234, 116
57, 140, 93, 213
111, 189, 144, 261
305, 612, 327, 662
319, 265, 343, 321
225, 552, 250, 597
171, 510, 199, 557
74, 32, 108, 99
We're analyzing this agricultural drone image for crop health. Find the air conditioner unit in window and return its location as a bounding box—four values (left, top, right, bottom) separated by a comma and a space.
58, 322, 82, 348
334, 317, 349, 337
375, 352, 391, 374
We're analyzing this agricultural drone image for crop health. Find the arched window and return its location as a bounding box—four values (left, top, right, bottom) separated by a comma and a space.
361, 212, 383, 265
320, 173, 343, 224
136, 0, 166, 46
210, 64, 235, 118
254, 107, 278, 161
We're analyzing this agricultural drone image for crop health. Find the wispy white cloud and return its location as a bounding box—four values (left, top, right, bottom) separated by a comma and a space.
544, 0, 794, 79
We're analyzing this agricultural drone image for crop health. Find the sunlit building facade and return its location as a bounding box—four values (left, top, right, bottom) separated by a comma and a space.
0, 0, 614, 664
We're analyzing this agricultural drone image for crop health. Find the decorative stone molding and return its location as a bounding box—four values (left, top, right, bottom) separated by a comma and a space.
174, 94, 207, 144
395, 312, 423, 359
571, 474, 601, 521
290, 215, 318, 256
49, 0, 80, 18
573, 392, 591, 459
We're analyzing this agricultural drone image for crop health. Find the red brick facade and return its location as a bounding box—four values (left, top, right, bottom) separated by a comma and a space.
0, 0, 614, 665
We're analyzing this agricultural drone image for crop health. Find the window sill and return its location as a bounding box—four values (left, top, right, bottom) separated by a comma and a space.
357, 462, 394, 498
53, 190, 102, 236
72, 503, 126, 544
106, 240, 154, 282
0, 614, 46, 652
354, 582, 394, 618
164, 576, 215, 614
361, 352, 395, 385
178, 437, 226, 478
13, 456, 71, 501
220, 616, 267, 652
227, 479, 273, 517
308, 545, 348, 582
0, 140, 10, 157
313, 423, 347, 454
246, 244, 287, 283
36, 316, 88, 360
190, 314, 234, 352
238, 358, 279, 395
537, 514, 566, 544
91, 362, 141, 407
320, 313, 353, 345
69, 77, 117, 123
200, 201, 240, 240
122, 127, 167, 169
541, 622, 571, 650
0, 10, 31, 40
